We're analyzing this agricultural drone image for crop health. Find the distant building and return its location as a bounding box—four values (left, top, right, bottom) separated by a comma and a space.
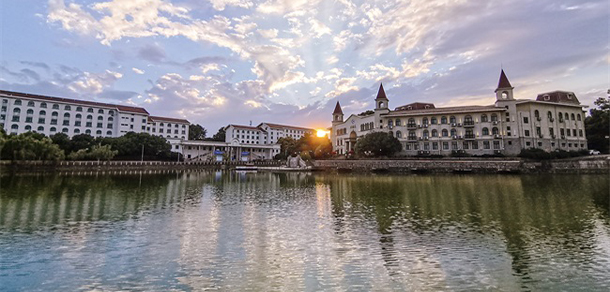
331, 70, 588, 156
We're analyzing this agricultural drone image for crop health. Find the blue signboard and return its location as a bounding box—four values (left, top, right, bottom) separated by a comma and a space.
214, 150, 224, 155
241, 151, 250, 156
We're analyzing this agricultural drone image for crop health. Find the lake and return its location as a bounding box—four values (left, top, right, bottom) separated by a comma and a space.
1, 171, 609, 291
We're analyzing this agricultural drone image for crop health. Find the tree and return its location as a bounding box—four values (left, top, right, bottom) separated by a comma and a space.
189, 124, 207, 140
1, 132, 64, 161
277, 137, 300, 156
70, 134, 95, 153
354, 132, 402, 157
585, 97, 609, 153
89, 144, 118, 161
211, 127, 226, 141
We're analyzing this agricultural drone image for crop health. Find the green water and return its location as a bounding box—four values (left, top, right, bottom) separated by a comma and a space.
0, 171, 609, 291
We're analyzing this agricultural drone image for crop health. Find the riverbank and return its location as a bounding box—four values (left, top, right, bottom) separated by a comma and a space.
0, 160, 283, 173
313, 155, 610, 174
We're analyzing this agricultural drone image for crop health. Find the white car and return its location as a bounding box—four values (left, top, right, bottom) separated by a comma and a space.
589, 149, 601, 155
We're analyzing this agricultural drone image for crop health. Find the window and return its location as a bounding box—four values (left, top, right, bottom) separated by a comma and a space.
97, 116, 103, 121
13, 108, 21, 115
422, 117, 428, 125
481, 114, 488, 122
442, 129, 448, 137
52, 104, 59, 109
27, 101, 35, 107
26, 109, 34, 115
63, 120, 69, 126
395, 119, 401, 126
493, 141, 500, 149
76, 106, 82, 112
534, 110, 540, 119
76, 114, 81, 119
449, 116, 456, 124
536, 127, 541, 137
25, 125, 32, 131
431, 117, 437, 124
450, 129, 457, 136
482, 127, 489, 135
523, 117, 529, 124
64, 113, 70, 118
97, 123, 103, 128
65, 105, 71, 110
107, 123, 113, 129
11, 124, 18, 132
577, 114, 581, 121
492, 127, 499, 135
52, 111, 58, 117
442, 142, 449, 150
86, 122, 92, 127
38, 118, 45, 124
559, 112, 563, 121
472, 142, 478, 149
432, 142, 438, 150
566, 128, 571, 137
98, 109, 104, 114
14, 99, 22, 105
108, 117, 113, 122
37, 126, 44, 132
40, 102, 47, 108
579, 129, 583, 137
464, 115, 473, 125
75, 121, 81, 126
573, 129, 576, 136
571, 113, 575, 120
423, 130, 429, 138
87, 115, 92, 120
547, 111, 553, 120
74, 129, 80, 134
96, 130, 102, 136
62, 128, 69, 133
50, 127, 56, 132
88, 108, 94, 113
483, 141, 490, 149
491, 114, 498, 122
396, 131, 402, 138
441, 116, 447, 124
86, 129, 91, 135
431, 129, 438, 137
550, 128, 554, 137
107, 131, 112, 135
39, 110, 46, 116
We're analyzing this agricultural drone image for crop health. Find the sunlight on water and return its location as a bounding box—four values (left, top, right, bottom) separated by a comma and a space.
0, 171, 609, 291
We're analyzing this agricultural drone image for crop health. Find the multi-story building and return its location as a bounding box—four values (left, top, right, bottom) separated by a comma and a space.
225, 122, 315, 145
331, 70, 588, 156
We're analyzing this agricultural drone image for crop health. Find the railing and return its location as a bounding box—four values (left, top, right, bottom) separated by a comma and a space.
406, 123, 417, 129
464, 134, 476, 139
463, 121, 475, 127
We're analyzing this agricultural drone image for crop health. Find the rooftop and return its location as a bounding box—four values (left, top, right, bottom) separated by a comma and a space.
148, 116, 191, 124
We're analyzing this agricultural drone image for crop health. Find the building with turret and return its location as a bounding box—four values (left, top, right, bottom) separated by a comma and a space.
330, 70, 588, 156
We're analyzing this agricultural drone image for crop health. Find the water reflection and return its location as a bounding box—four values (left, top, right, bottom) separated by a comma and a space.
0, 172, 608, 291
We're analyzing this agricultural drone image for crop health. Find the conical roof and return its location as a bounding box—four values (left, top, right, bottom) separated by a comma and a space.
497, 69, 513, 89
375, 83, 388, 100
332, 101, 343, 115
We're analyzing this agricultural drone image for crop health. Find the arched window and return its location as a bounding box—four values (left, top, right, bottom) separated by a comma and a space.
52, 111, 58, 117
431, 117, 437, 124
50, 127, 56, 132
395, 119, 401, 126
98, 109, 104, 114
449, 116, 456, 124
577, 114, 581, 121
422, 117, 429, 125
492, 127, 499, 135
52, 104, 59, 109
450, 129, 457, 136
464, 115, 473, 123
571, 113, 575, 120
441, 116, 447, 124
13, 108, 21, 115
482, 127, 489, 135
87, 115, 93, 120
87, 108, 94, 113
465, 129, 474, 137
26, 109, 34, 115
534, 110, 540, 118
481, 114, 488, 122
65, 105, 71, 110
11, 124, 18, 130
14, 99, 22, 105
74, 129, 80, 134
388, 120, 394, 127
407, 118, 415, 126
76, 106, 82, 112
39, 110, 46, 116
25, 125, 32, 131
62, 128, 69, 133
106, 131, 112, 136
360, 124, 364, 131
96, 130, 102, 136
85, 129, 91, 135
423, 130, 429, 137
491, 114, 498, 122
431, 129, 438, 137
558, 112, 563, 121
40, 102, 47, 108
64, 113, 70, 118
27, 101, 35, 107
378, 101, 385, 108
547, 111, 553, 119
97, 116, 103, 121
37, 126, 44, 132
408, 130, 416, 138
501, 92, 508, 99
76, 114, 81, 119
442, 129, 448, 137
396, 131, 402, 138
108, 117, 113, 122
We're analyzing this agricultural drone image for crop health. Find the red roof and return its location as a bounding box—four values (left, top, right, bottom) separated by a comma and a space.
260, 123, 314, 131
395, 102, 436, 111
496, 69, 513, 89
227, 124, 262, 131
148, 116, 190, 124
535, 91, 581, 105
333, 101, 343, 115
375, 83, 388, 100
0, 89, 149, 115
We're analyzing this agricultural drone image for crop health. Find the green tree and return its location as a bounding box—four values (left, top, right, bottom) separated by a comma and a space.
89, 144, 118, 161
211, 127, 226, 141
189, 124, 207, 140
50, 133, 71, 154
277, 137, 300, 156
354, 132, 402, 157
70, 134, 95, 153
0, 132, 64, 161
585, 97, 609, 153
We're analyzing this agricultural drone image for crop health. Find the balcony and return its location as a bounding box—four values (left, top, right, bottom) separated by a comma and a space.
407, 136, 417, 141
406, 123, 417, 129
464, 134, 476, 140
463, 121, 475, 127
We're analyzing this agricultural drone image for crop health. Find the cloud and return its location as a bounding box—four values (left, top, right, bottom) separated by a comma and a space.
67, 70, 123, 94
132, 67, 145, 74
137, 43, 166, 63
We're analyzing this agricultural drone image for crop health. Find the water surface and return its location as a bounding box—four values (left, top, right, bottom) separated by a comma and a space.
1, 171, 609, 291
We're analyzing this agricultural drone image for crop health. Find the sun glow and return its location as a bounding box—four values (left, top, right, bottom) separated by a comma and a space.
316, 129, 329, 137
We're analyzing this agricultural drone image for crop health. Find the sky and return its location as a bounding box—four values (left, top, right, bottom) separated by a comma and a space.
0, 0, 607, 133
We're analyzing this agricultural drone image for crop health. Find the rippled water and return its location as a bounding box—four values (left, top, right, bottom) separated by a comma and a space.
1, 171, 609, 291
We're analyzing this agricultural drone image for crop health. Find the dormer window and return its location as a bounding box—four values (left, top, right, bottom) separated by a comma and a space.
502, 92, 508, 99
424, 105, 430, 109
407, 106, 412, 110
544, 95, 550, 101
567, 93, 573, 99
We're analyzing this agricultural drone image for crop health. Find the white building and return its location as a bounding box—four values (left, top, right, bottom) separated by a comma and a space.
225, 122, 315, 145
331, 70, 588, 156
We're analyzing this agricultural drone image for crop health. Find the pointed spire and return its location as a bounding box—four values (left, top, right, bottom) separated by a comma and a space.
375, 83, 388, 100
497, 69, 513, 89
333, 101, 343, 115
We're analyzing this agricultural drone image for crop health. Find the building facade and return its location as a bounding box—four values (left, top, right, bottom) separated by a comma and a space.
225, 123, 315, 145
331, 70, 588, 156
